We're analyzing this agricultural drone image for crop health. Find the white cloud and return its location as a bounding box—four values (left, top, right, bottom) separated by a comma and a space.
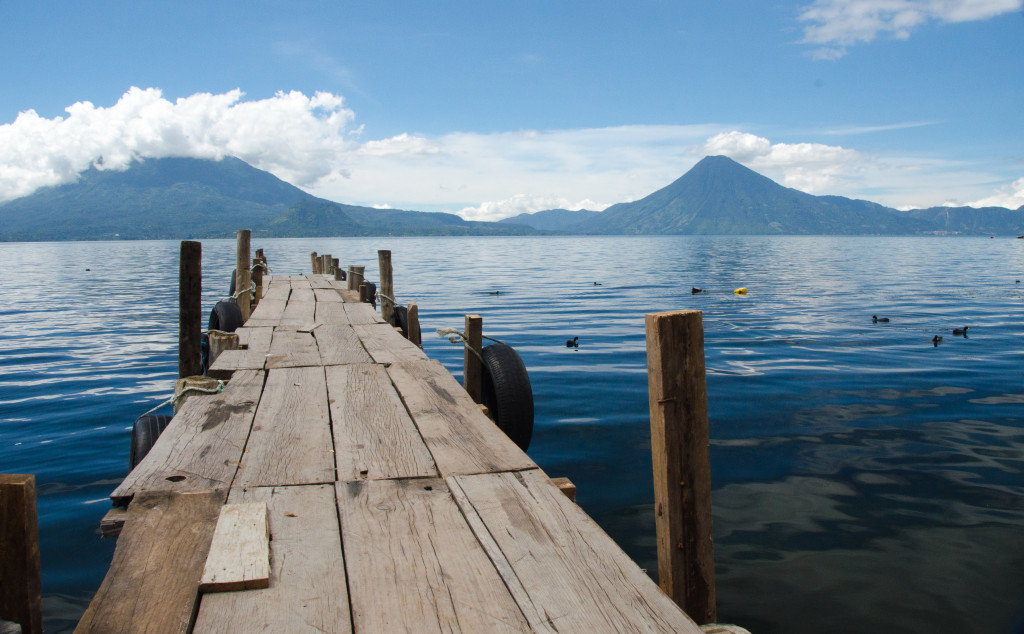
0, 87, 357, 202
968, 176, 1024, 209
798, 0, 1023, 58
2, 88, 1020, 220
457, 195, 604, 222
698, 131, 863, 193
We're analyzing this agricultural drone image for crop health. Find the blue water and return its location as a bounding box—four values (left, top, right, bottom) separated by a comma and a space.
2, 236, 1023, 633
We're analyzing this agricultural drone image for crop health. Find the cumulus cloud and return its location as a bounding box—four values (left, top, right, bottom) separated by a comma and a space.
0, 87, 357, 202
698, 131, 863, 193
968, 176, 1024, 209
457, 195, 604, 222
798, 0, 1024, 58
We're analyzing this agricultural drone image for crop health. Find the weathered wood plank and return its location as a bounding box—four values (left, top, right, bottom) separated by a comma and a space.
110, 370, 263, 506
314, 324, 373, 366
75, 490, 225, 634
193, 485, 351, 633
289, 287, 315, 302
234, 367, 334, 487
305, 274, 333, 289
207, 329, 272, 379
386, 360, 535, 476
199, 503, 270, 592
313, 287, 343, 302
337, 478, 529, 633
342, 301, 382, 324
246, 298, 287, 324
326, 365, 437, 481
262, 279, 291, 302
265, 329, 321, 369
353, 323, 428, 365
451, 469, 703, 634
313, 301, 347, 326
280, 300, 316, 330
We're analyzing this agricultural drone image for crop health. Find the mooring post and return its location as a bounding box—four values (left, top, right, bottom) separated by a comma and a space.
179, 240, 203, 379
407, 302, 421, 346
349, 266, 365, 293
252, 255, 264, 306
310, 251, 319, 274
645, 309, 716, 624
0, 474, 42, 634
464, 314, 483, 403
235, 230, 252, 322
320, 254, 331, 275
334, 266, 345, 282
379, 250, 394, 324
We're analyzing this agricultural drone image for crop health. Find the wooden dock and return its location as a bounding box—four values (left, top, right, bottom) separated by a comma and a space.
76, 258, 706, 632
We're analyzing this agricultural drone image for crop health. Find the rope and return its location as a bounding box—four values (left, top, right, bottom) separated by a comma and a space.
377, 290, 397, 305
436, 327, 505, 361
251, 261, 270, 274
228, 281, 257, 301
136, 380, 225, 418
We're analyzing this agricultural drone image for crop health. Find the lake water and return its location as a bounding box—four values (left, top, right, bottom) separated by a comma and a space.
2, 235, 1023, 633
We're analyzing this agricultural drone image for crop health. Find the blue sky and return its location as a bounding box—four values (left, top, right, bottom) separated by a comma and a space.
1, 0, 1022, 219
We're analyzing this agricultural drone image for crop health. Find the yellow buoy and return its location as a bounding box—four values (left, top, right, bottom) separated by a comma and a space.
734, 287, 747, 295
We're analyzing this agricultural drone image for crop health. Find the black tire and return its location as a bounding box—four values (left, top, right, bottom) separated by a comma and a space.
208, 300, 244, 333
480, 344, 534, 451
129, 414, 172, 471
393, 305, 409, 336
229, 268, 236, 296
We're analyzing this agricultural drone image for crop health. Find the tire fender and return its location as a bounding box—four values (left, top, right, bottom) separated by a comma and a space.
208, 300, 244, 333
480, 344, 534, 451
129, 414, 172, 470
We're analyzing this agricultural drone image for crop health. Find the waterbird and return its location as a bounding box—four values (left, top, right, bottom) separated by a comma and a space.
932, 335, 943, 346
566, 336, 579, 348
872, 315, 889, 323
593, 282, 602, 286
692, 287, 704, 294
953, 326, 969, 336
488, 290, 502, 295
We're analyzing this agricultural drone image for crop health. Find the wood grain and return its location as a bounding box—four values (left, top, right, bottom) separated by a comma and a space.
76, 490, 225, 634
0, 474, 41, 634
315, 324, 373, 366
313, 287, 343, 302
326, 364, 436, 481
194, 485, 351, 632
645, 310, 716, 623
353, 323, 428, 365
305, 274, 334, 289
245, 299, 287, 325
234, 367, 335, 487
337, 478, 529, 632
110, 369, 263, 506
262, 279, 291, 302
314, 301, 349, 326
386, 360, 535, 476
265, 329, 321, 368
280, 300, 316, 330
207, 328, 272, 379
452, 470, 703, 634
200, 502, 270, 592
342, 302, 383, 325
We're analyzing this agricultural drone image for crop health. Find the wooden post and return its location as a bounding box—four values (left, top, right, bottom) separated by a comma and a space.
0, 474, 42, 634
320, 254, 331, 275
349, 266, 364, 292
310, 251, 319, 274
331, 258, 339, 276
464, 314, 483, 403
407, 302, 421, 346
178, 240, 203, 379
334, 267, 345, 282
251, 256, 264, 306
207, 331, 240, 368
378, 250, 394, 324
645, 310, 716, 624
255, 248, 264, 259
235, 230, 252, 322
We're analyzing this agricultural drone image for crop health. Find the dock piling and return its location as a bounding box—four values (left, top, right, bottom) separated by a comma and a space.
310, 252, 319, 274
235, 230, 252, 322
0, 474, 42, 634
348, 266, 365, 292
407, 302, 421, 346
179, 240, 203, 379
645, 309, 716, 624
464, 314, 483, 403
379, 250, 394, 324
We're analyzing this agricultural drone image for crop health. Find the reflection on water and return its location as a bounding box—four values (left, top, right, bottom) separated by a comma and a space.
2, 236, 1023, 633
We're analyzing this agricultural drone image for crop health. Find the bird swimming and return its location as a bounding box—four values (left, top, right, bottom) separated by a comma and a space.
692, 287, 704, 294
593, 282, 602, 286
953, 326, 968, 336
932, 335, 943, 346
872, 315, 889, 323
566, 336, 579, 348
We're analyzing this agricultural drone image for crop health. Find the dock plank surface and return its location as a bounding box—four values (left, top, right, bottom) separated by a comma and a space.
91, 270, 703, 634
